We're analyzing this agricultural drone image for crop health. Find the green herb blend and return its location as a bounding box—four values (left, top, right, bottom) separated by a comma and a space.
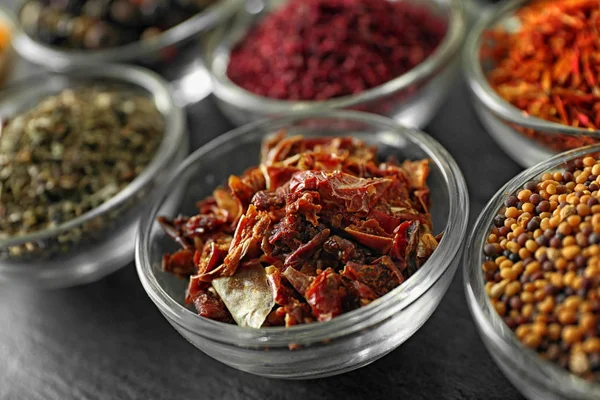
0, 87, 164, 239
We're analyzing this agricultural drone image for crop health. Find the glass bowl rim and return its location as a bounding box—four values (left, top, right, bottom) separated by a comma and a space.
463, 144, 600, 396
0, 64, 186, 248
463, 0, 600, 138
206, 0, 466, 113
11, 0, 244, 68
0, 4, 16, 30
135, 110, 469, 347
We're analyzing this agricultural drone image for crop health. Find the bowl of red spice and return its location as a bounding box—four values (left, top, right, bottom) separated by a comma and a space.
135, 110, 469, 378
465, 0, 600, 168
11, 0, 244, 70
206, 0, 466, 127
464, 146, 600, 399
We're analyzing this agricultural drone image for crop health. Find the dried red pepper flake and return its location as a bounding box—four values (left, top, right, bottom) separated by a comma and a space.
485, 0, 600, 151
227, 0, 447, 101
158, 133, 439, 328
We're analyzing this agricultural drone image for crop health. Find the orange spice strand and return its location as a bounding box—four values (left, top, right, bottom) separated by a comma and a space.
486, 0, 600, 151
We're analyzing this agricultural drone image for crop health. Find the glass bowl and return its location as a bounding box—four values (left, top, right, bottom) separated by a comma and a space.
11, 0, 244, 70
0, 5, 15, 86
463, 0, 600, 169
206, 0, 467, 127
464, 145, 600, 399
135, 110, 469, 379
0, 65, 187, 289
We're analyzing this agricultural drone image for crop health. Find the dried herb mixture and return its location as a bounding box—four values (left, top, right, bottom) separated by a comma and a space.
159, 134, 439, 328
0, 86, 164, 239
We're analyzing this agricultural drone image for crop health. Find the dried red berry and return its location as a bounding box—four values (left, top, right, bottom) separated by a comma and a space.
227, 0, 447, 101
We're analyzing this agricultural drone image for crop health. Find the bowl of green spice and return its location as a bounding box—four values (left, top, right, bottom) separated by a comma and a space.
0, 64, 186, 288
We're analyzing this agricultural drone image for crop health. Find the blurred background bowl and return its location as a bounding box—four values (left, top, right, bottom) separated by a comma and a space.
135, 110, 469, 378
11, 0, 244, 71
206, 0, 467, 127
464, 145, 600, 400
464, 0, 600, 169
0, 5, 16, 86
0, 64, 187, 289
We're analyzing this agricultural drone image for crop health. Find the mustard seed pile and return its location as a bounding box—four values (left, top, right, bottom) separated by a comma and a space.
483, 156, 600, 381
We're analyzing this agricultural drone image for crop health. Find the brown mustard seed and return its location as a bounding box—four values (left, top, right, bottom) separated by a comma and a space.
482, 156, 600, 382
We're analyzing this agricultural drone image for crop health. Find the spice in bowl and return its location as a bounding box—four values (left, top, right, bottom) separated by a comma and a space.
482, 155, 600, 381
226, 0, 447, 101
159, 134, 439, 328
0, 14, 12, 85
0, 87, 164, 241
485, 0, 600, 151
19, 0, 218, 50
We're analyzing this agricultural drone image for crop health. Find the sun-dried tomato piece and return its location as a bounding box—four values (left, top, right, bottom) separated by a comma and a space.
162, 249, 196, 278
413, 188, 431, 214
283, 267, 314, 297
157, 216, 193, 250
343, 276, 378, 304
290, 170, 392, 214
213, 187, 241, 223
184, 211, 228, 236
322, 235, 356, 263
196, 240, 229, 276
190, 290, 234, 324
342, 256, 404, 297
261, 165, 301, 190
305, 268, 347, 322
401, 159, 430, 189
285, 191, 322, 226
284, 228, 330, 269
266, 266, 293, 306
391, 220, 421, 275
344, 227, 393, 254
284, 297, 313, 327
417, 232, 439, 267
219, 205, 271, 277
252, 189, 287, 212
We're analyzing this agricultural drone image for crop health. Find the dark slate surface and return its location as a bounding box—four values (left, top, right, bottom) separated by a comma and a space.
1, 1, 526, 398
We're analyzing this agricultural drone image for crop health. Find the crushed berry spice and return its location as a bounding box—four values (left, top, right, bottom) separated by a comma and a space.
227, 0, 447, 101
159, 133, 439, 328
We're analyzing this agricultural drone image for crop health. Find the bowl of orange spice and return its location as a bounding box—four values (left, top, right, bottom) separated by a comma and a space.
465, 0, 600, 168
0, 6, 14, 86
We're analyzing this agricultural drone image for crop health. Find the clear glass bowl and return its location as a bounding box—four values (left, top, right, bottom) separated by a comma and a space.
463, 0, 600, 168
206, 0, 466, 127
11, 0, 244, 70
135, 111, 469, 379
464, 145, 600, 399
0, 65, 187, 289
0, 5, 15, 86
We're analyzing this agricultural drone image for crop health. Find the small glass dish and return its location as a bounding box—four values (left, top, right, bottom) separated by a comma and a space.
463, 0, 600, 169
206, 0, 466, 127
0, 5, 15, 86
135, 110, 469, 379
464, 145, 600, 399
11, 0, 244, 70
0, 65, 187, 289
